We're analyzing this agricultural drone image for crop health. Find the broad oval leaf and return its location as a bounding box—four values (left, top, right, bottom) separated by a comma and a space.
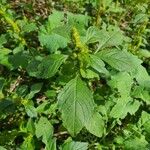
133, 65, 150, 88
108, 72, 133, 97
39, 34, 68, 53
38, 54, 67, 78
89, 54, 109, 76
35, 117, 53, 144
110, 97, 140, 119
85, 112, 105, 137
84, 26, 100, 44
97, 49, 142, 72
27, 54, 66, 79
58, 76, 95, 136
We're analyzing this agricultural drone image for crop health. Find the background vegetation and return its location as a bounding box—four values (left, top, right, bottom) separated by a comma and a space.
0, 0, 150, 149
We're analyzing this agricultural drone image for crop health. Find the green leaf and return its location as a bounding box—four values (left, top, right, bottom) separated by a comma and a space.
89, 54, 109, 76
84, 26, 100, 44
84, 26, 125, 49
38, 54, 66, 78
16, 85, 28, 97
132, 86, 150, 105
109, 72, 133, 97
9, 52, 29, 69
0, 34, 7, 47
45, 90, 57, 98
0, 99, 16, 116
67, 12, 89, 33
139, 49, 150, 58
47, 10, 64, 30
26, 59, 41, 77
85, 112, 104, 137
22, 22, 37, 33
39, 34, 68, 53
0, 146, 7, 150
45, 138, 57, 150
97, 27, 125, 51
109, 97, 130, 119
133, 65, 150, 88
0, 48, 11, 56
26, 118, 35, 134
109, 72, 140, 119
97, 49, 142, 72
125, 100, 141, 115
138, 111, 150, 134
58, 76, 95, 136
26, 83, 43, 99
110, 97, 140, 119
35, 117, 53, 144
124, 135, 148, 150
36, 102, 57, 115
107, 1, 125, 13
62, 141, 88, 150
27, 54, 66, 79
52, 25, 71, 41
0, 48, 12, 68
80, 68, 99, 79
24, 101, 37, 118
